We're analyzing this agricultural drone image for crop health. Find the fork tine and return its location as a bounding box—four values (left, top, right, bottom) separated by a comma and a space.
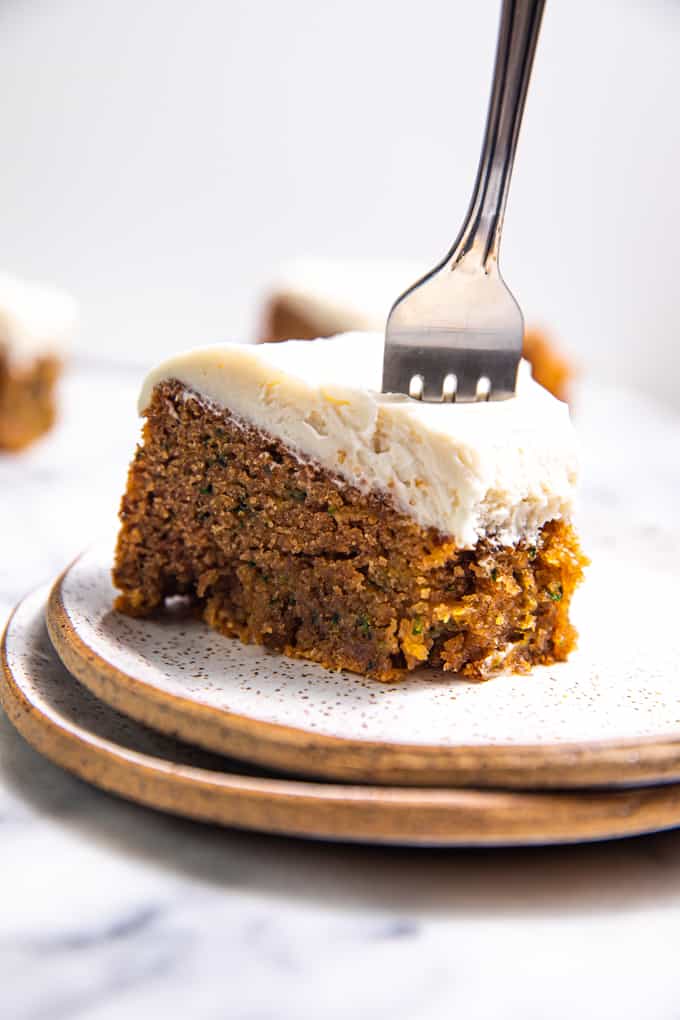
448, 363, 482, 402
382, 335, 521, 402
381, 0, 543, 402
487, 355, 521, 400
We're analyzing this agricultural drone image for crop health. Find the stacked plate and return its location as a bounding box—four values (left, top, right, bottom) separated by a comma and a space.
3, 537, 680, 847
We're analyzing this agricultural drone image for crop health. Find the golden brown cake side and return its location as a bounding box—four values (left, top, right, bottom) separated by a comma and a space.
0, 349, 61, 451
113, 380, 586, 682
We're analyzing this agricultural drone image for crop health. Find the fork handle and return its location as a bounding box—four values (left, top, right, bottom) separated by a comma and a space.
449, 0, 545, 272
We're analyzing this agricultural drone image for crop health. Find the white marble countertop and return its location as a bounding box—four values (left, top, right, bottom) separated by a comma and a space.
3, 361, 680, 1020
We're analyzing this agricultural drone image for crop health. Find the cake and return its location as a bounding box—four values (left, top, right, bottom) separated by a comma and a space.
113, 333, 585, 682
260, 258, 574, 402
522, 328, 573, 404
0, 273, 76, 451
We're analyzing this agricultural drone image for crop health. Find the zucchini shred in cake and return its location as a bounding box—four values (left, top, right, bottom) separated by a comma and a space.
113, 333, 586, 681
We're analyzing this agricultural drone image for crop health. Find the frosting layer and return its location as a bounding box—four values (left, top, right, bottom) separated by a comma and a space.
139, 333, 578, 548
0, 273, 77, 365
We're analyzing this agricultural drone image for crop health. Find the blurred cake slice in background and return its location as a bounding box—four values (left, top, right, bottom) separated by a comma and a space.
0, 273, 77, 451
260, 258, 423, 345
259, 258, 574, 402
522, 327, 574, 405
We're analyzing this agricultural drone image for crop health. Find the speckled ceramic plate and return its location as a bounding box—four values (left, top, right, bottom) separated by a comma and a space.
7, 586, 680, 846
46, 540, 680, 790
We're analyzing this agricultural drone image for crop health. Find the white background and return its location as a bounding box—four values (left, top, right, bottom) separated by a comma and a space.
1, 0, 679, 405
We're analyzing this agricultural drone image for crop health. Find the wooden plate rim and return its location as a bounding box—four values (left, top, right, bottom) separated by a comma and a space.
47, 551, 680, 790
6, 586, 680, 846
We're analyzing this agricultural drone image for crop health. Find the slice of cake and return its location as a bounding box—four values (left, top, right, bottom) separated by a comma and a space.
0, 273, 77, 451
260, 258, 574, 402
113, 334, 585, 681
260, 258, 424, 345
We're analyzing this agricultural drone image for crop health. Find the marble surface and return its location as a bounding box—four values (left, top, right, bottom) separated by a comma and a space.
3, 362, 680, 1019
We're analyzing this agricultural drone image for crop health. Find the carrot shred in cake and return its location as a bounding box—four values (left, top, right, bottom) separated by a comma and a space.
113, 380, 586, 681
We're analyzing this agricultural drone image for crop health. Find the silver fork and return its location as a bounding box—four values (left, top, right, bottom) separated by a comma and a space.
382, 0, 545, 402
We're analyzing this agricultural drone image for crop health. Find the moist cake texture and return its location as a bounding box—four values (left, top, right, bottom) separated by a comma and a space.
114, 334, 586, 681
261, 258, 574, 401
0, 273, 76, 451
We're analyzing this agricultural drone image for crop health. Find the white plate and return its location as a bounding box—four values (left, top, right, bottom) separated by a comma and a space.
7, 585, 680, 846
46, 539, 680, 789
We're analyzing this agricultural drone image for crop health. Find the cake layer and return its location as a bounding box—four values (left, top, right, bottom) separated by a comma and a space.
0, 272, 75, 451
0, 351, 61, 451
140, 333, 578, 549
114, 381, 585, 681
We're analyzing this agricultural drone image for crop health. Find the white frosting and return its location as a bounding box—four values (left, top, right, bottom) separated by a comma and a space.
139, 333, 578, 548
0, 273, 77, 365
268, 258, 426, 334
